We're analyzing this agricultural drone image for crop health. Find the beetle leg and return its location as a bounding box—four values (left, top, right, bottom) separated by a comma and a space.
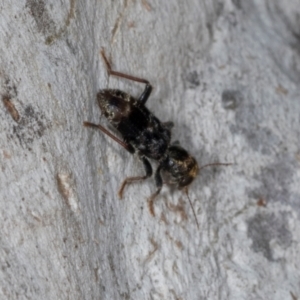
138, 83, 152, 105
162, 121, 174, 130
100, 49, 152, 105
171, 140, 180, 146
148, 166, 163, 216
83, 121, 135, 154
118, 156, 153, 199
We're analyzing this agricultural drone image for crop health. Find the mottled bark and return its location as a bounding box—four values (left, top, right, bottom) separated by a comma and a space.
1, 0, 300, 299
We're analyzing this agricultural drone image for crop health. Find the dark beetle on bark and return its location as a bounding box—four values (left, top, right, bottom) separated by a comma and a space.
84, 49, 231, 228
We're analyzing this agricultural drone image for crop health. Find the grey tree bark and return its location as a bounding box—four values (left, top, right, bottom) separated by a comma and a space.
1, 0, 300, 299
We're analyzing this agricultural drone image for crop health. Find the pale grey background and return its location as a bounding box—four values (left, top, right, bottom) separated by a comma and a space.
1, 0, 300, 299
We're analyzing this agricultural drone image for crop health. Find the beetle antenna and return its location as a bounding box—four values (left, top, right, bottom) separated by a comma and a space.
184, 187, 199, 230
183, 162, 231, 229
199, 162, 232, 171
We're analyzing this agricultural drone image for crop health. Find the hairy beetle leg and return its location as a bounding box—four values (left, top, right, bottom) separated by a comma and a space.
118, 156, 152, 199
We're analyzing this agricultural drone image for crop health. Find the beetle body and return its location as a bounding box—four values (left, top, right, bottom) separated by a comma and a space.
97, 89, 171, 160
84, 50, 230, 227
96, 86, 199, 199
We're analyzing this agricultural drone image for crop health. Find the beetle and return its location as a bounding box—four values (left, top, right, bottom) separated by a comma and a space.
84, 50, 231, 228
